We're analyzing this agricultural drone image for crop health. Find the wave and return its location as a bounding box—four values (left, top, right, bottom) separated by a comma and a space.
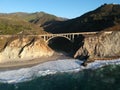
0, 58, 120, 84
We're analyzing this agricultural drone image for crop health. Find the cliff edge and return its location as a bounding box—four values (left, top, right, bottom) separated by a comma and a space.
0, 35, 54, 63
74, 31, 120, 62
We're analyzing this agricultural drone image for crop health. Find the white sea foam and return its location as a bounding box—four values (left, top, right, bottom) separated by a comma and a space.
0, 58, 120, 83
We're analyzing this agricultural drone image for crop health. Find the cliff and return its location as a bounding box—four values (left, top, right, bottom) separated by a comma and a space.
0, 35, 54, 63
74, 31, 120, 62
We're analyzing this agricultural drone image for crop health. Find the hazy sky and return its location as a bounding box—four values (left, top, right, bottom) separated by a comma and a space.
0, 0, 120, 18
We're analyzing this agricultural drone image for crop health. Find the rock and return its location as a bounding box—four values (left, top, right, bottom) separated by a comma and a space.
74, 31, 120, 62
81, 62, 87, 67
0, 35, 54, 63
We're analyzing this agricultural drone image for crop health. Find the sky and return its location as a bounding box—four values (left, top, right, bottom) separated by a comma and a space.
0, 0, 120, 19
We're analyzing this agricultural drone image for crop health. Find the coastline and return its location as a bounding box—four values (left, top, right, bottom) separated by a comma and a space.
0, 51, 120, 71
0, 57, 120, 84
0, 53, 72, 70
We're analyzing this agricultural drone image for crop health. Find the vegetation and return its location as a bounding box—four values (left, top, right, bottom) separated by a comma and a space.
43, 4, 120, 33
0, 17, 47, 35
0, 12, 66, 35
0, 4, 120, 35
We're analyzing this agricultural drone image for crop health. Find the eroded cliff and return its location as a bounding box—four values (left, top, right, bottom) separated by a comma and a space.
0, 35, 54, 63
74, 31, 120, 62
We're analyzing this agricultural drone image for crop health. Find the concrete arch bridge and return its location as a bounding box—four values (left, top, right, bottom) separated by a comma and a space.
39, 32, 98, 43
0, 31, 113, 43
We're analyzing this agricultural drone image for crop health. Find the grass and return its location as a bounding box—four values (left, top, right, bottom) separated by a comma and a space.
0, 17, 47, 35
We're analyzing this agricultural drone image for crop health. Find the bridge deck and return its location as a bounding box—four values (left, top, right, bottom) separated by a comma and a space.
0, 31, 100, 37
0, 31, 113, 42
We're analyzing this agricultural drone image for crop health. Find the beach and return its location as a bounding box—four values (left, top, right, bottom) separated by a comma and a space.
0, 53, 72, 70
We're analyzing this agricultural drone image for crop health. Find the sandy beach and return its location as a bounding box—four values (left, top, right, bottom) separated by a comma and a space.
0, 53, 72, 70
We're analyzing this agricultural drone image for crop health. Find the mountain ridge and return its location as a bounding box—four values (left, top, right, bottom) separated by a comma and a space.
43, 4, 120, 33
0, 4, 120, 34
0, 11, 67, 35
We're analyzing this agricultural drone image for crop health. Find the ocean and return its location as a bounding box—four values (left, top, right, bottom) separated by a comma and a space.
0, 59, 120, 90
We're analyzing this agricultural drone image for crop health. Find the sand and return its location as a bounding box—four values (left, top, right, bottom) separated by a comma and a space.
0, 53, 72, 70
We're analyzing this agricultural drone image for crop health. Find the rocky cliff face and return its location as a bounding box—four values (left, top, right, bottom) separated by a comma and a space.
0, 36, 54, 63
74, 31, 120, 62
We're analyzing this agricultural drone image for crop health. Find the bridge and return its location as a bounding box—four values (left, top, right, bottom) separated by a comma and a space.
38, 32, 98, 42
0, 31, 113, 43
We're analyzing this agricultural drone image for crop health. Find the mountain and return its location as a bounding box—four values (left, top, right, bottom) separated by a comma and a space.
0, 17, 46, 35
28, 12, 67, 26
0, 12, 66, 26
43, 4, 120, 33
1, 4, 120, 34
0, 12, 66, 35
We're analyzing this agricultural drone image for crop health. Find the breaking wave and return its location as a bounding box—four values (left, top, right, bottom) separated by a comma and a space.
0, 58, 120, 84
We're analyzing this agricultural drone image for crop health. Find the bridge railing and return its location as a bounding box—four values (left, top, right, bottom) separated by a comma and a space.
0, 31, 113, 37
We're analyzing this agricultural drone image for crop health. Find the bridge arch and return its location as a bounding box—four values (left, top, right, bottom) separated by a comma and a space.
47, 36, 73, 53
46, 35, 72, 43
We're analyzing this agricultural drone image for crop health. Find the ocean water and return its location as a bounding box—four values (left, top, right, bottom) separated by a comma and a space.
0, 59, 120, 90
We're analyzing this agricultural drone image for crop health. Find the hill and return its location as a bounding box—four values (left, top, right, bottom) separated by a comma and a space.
43, 4, 120, 33
1, 4, 120, 34
0, 12, 66, 35
0, 12, 66, 27
0, 17, 46, 35
28, 12, 67, 26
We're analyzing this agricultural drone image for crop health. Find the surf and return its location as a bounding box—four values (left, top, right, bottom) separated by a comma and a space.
0, 58, 120, 84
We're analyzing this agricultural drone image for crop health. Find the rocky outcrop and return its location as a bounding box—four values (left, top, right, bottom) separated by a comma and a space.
0, 36, 54, 63
74, 31, 120, 62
